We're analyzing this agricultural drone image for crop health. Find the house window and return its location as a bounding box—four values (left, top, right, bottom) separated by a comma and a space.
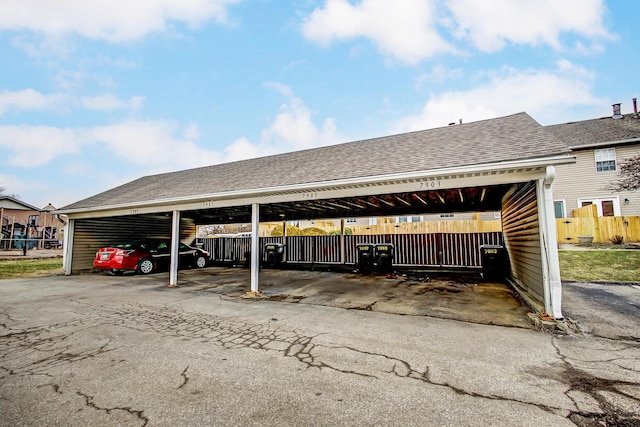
27, 215, 39, 226
554, 201, 566, 218
411, 216, 422, 223
396, 216, 408, 223
594, 148, 616, 173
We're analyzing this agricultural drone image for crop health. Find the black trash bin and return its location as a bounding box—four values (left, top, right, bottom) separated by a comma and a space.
264, 243, 285, 268
355, 243, 374, 273
374, 243, 394, 274
480, 244, 507, 281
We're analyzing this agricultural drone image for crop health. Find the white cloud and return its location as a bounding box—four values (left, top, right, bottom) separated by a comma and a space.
0, 89, 69, 115
261, 98, 341, 150
0, 89, 145, 115
302, 0, 455, 64
397, 61, 606, 131
0, 173, 28, 194
183, 123, 201, 140
0, 125, 80, 166
0, 90, 345, 202
0, 0, 240, 42
224, 87, 344, 162
447, 0, 611, 52
415, 64, 464, 89
81, 95, 145, 112
85, 120, 223, 171
302, 0, 611, 63
264, 82, 294, 98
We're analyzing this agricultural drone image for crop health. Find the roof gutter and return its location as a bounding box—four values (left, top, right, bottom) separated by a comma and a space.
57, 153, 575, 216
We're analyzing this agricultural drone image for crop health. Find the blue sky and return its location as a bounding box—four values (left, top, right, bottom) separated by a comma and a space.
0, 0, 637, 209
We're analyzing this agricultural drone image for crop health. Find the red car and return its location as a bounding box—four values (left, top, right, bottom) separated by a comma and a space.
93, 239, 209, 275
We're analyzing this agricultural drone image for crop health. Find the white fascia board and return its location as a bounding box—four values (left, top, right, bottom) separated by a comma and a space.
61, 154, 575, 218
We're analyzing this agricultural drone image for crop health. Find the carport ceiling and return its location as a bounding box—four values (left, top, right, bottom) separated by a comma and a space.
184, 184, 512, 224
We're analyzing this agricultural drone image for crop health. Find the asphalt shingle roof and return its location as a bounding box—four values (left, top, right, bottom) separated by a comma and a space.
62, 112, 570, 211
546, 114, 640, 148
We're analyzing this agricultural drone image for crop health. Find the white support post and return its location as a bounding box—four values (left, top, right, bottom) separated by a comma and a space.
168, 210, 180, 287
340, 218, 346, 265
537, 167, 563, 320
63, 218, 75, 275
282, 220, 287, 263
0, 208, 4, 248
250, 203, 260, 293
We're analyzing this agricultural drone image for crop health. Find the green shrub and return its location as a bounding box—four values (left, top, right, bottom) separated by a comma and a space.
328, 227, 353, 235
300, 227, 327, 236
270, 225, 301, 236
610, 235, 624, 244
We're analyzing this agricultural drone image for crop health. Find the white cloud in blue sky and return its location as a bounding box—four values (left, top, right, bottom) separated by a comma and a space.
0, 0, 239, 42
0, 0, 636, 208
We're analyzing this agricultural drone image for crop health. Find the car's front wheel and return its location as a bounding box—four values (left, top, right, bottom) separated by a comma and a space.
194, 255, 207, 268
137, 258, 155, 274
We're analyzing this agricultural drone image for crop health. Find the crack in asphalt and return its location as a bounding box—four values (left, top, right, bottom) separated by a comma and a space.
178, 365, 189, 389
4, 301, 638, 425
76, 391, 149, 426
0, 318, 115, 379
550, 338, 640, 426
80, 303, 576, 416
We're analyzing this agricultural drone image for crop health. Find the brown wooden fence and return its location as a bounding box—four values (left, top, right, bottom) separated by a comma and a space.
257, 210, 640, 244
350, 219, 502, 235
556, 217, 640, 244
349, 218, 640, 244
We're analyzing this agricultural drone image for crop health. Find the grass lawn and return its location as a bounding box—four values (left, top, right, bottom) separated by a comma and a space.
559, 249, 640, 282
0, 257, 64, 279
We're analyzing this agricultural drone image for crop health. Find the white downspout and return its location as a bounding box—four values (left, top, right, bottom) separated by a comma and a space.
250, 203, 260, 293
168, 210, 180, 287
63, 218, 75, 275
537, 166, 563, 320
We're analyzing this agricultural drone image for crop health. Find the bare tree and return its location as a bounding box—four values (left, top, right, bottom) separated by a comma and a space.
0, 187, 21, 199
608, 153, 640, 192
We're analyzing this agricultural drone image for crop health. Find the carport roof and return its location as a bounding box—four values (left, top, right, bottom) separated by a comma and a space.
61, 112, 570, 212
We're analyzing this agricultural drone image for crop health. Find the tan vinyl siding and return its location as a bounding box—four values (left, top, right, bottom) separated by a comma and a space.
553, 143, 640, 216
501, 182, 544, 311
71, 214, 196, 272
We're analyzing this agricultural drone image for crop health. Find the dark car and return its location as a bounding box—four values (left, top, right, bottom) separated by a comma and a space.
93, 238, 209, 275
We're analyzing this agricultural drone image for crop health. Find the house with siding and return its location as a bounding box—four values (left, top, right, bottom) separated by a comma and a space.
0, 196, 66, 249
546, 101, 640, 218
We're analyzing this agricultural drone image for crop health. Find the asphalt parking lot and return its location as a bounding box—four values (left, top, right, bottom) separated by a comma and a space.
157, 267, 533, 328
1, 268, 639, 426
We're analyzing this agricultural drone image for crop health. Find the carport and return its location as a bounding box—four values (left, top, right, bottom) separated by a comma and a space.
59, 113, 574, 319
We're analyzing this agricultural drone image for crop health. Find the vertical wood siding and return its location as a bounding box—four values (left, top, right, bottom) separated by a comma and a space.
501, 182, 544, 307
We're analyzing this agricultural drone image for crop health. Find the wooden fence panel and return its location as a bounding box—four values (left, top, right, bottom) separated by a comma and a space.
555, 216, 640, 244
350, 219, 502, 235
